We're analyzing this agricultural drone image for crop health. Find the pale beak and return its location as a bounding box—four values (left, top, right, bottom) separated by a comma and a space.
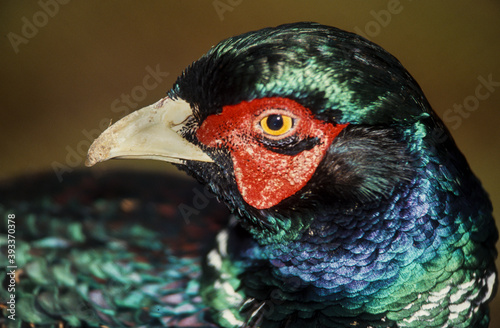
85, 97, 213, 167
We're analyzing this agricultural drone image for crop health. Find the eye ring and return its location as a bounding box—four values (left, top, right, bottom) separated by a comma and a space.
260, 114, 294, 136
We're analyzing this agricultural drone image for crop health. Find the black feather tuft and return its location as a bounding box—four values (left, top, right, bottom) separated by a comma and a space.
304, 125, 415, 204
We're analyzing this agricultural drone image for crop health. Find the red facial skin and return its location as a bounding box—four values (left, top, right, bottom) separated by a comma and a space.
196, 97, 348, 209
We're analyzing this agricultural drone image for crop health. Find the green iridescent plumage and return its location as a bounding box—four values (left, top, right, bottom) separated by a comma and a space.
171, 22, 497, 327
0, 172, 226, 327
1, 22, 497, 328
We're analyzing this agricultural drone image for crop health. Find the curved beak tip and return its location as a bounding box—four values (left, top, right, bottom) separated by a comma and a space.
85, 97, 213, 167
85, 143, 110, 167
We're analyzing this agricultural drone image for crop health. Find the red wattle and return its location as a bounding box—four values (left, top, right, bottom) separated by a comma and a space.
196, 97, 348, 209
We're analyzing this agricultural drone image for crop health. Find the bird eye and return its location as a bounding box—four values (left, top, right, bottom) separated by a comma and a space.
260, 114, 294, 136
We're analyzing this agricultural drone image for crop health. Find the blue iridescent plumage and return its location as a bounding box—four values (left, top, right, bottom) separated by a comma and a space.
171, 22, 497, 327
2, 22, 495, 328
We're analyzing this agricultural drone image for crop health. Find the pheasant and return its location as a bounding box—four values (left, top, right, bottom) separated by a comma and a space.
1, 22, 497, 328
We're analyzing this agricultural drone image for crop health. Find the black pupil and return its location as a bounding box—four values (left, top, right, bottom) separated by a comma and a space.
267, 115, 283, 130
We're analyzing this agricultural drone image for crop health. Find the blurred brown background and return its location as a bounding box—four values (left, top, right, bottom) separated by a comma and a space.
1, 0, 499, 324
